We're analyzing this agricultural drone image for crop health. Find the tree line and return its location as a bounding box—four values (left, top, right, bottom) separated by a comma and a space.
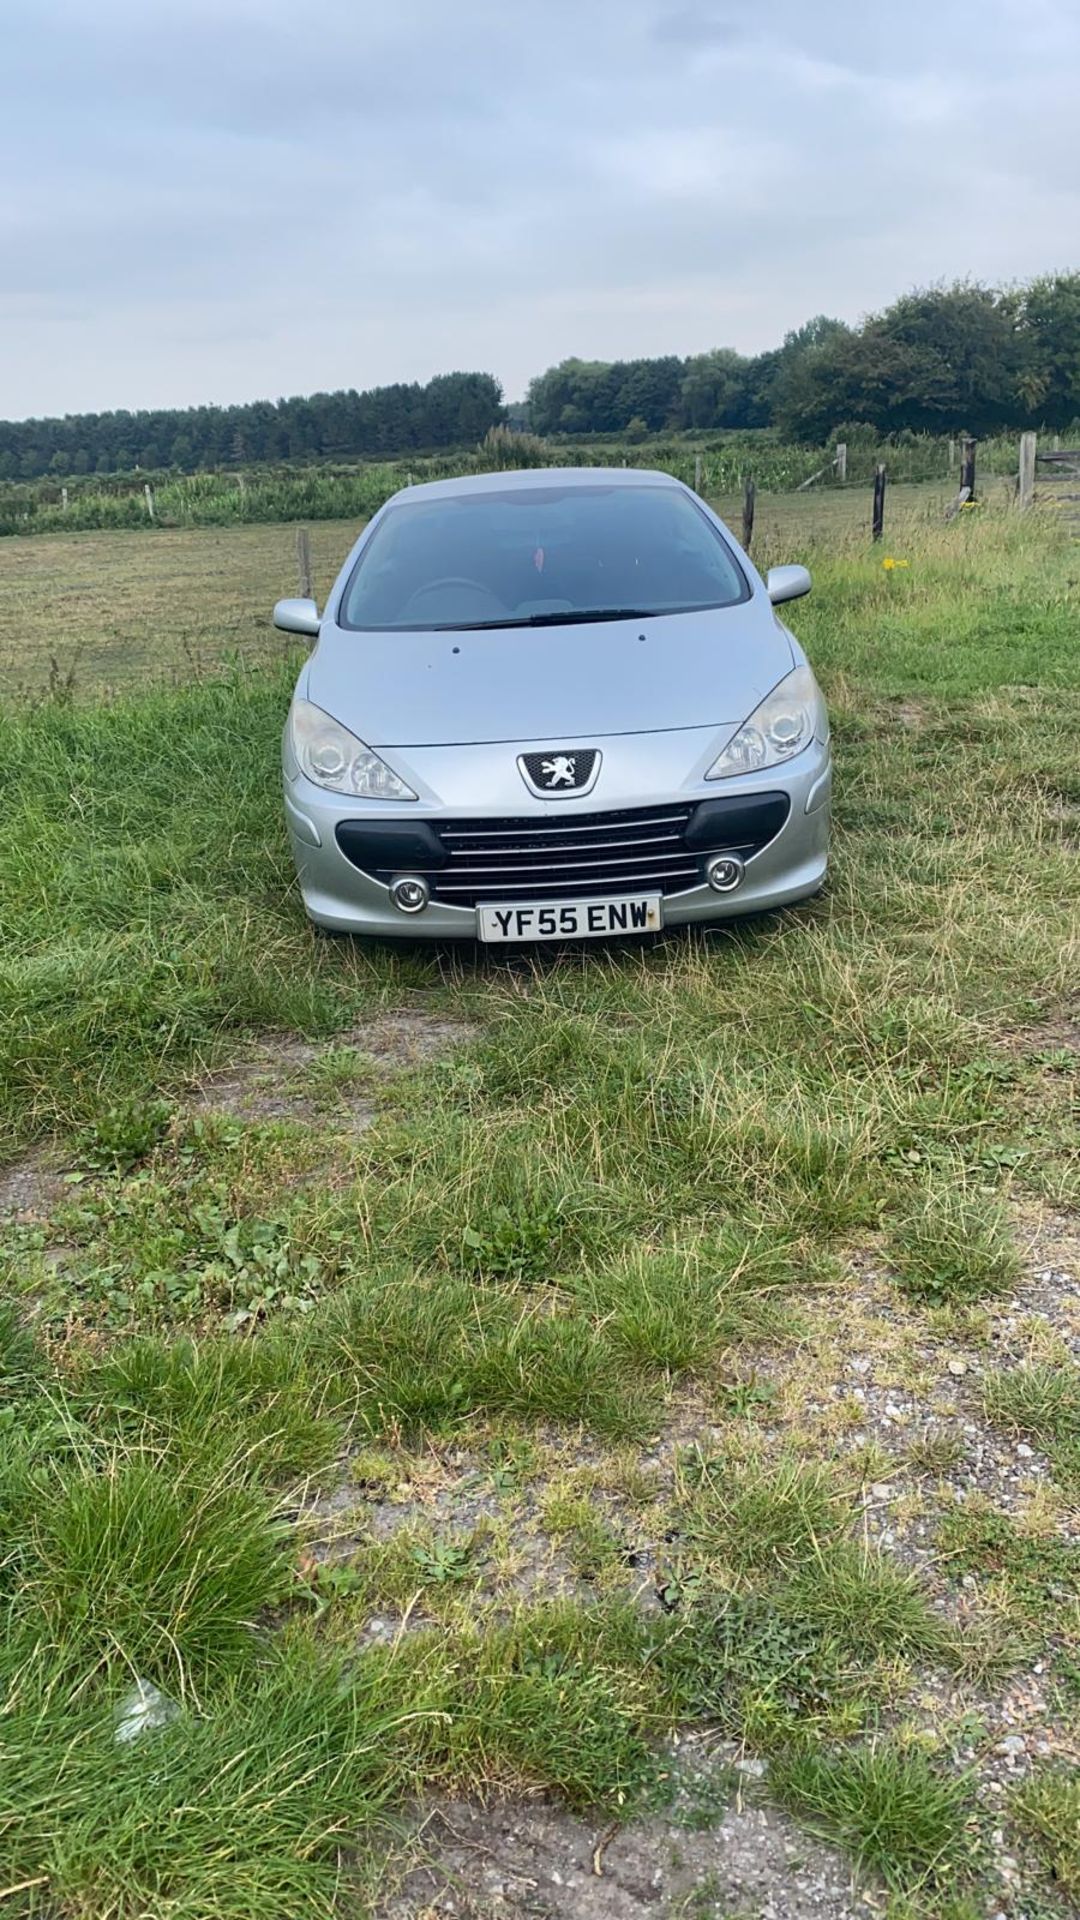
2, 276, 1077, 481
525, 278, 1080, 443
0, 373, 504, 482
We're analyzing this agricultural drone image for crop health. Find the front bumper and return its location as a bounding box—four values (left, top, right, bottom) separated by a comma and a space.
283, 740, 831, 939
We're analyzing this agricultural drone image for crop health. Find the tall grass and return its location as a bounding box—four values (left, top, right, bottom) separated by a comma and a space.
0, 1634, 416, 1919
0, 428, 1032, 537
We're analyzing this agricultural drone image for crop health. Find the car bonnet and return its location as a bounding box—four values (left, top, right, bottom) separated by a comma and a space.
305, 601, 794, 747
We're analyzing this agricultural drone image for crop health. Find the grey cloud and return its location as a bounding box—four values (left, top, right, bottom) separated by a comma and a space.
0, 0, 1077, 414
652, 6, 742, 48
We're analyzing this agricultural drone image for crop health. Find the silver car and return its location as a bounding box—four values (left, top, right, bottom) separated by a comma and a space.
274, 469, 831, 943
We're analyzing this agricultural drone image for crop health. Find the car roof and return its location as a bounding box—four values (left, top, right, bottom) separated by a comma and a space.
388, 466, 687, 504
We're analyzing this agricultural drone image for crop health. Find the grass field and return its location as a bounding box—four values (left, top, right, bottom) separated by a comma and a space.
1, 499, 1079, 1917
0, 427, 1030, 541
0, 479, 1021, 700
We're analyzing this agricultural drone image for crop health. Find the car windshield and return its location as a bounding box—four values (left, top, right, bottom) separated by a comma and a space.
337, 483, 749, 631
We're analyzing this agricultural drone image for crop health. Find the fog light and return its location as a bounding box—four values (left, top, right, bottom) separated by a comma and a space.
705, 852, 745, 893
390, 875, 430, 913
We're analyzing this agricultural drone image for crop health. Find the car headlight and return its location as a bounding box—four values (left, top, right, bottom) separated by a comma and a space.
288, 697, 417, 800
706, 666, 828, 780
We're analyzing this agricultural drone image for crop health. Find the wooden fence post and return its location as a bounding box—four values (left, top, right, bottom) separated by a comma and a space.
296, 527, 313, 599
742, 476, 755, 553
960, 437, 976, 502
948, 438, 956, 472
835, 442, 847, 483
61, 486, 68, 512
1018, 432, 1037, 512
143, 483, 155, 521
694, 452, 703, 495
872, 464, 886, 541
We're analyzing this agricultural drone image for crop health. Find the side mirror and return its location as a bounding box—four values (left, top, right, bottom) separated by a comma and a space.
766, 565, 812, 606
273, 596, 321, 638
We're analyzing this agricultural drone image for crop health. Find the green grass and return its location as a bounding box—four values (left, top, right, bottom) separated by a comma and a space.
568, 1227, 795, 1373
936, 1503, 1080, 1629
983, 1363, 1080, 1492
657, 1592, 975, 1892
776, 1545, 955, 1667
1012, 1767, 1080, 1898
887, 1183, 1021, 1306
0, 1296, 42, 1390
679, 1451, 847, 1574
771, 1742, 971, 1890
300, 1271, 659, 1439
0, 1634, 415, 1919
1, 501, 1079, 1912
8, 1450, 291, 1693
74, 1334, 344, 1486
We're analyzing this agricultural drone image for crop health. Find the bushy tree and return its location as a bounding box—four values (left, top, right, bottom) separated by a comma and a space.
773, 286, 1035, 441
773, 329, 952, 441
875, 285, 1021, 431
527, 360, 617, 435
1018, 273, 1080, 428
780, 314, 851, 359
677, 349, 751, 428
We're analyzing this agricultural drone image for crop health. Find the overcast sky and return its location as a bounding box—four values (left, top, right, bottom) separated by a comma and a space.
2, 0, 1078, 420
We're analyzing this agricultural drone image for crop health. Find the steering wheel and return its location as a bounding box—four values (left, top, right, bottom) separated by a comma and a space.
402, 577, 508, 619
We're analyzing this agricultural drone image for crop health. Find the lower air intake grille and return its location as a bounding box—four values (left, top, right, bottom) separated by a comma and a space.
335, 794, 790, 909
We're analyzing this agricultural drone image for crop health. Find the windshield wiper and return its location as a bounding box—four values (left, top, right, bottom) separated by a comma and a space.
439, 607, 658, 632
520, 607, 656, 627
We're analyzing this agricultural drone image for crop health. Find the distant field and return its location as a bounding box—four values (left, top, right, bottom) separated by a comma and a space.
0, 479, 1016, 699
0, 520, 353, 700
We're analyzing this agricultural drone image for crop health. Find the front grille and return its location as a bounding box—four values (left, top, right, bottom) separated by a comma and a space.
336, 795, 790, 909
428, 805, 699, 905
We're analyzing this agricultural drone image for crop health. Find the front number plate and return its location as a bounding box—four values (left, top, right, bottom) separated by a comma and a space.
477, 894, 663, 943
